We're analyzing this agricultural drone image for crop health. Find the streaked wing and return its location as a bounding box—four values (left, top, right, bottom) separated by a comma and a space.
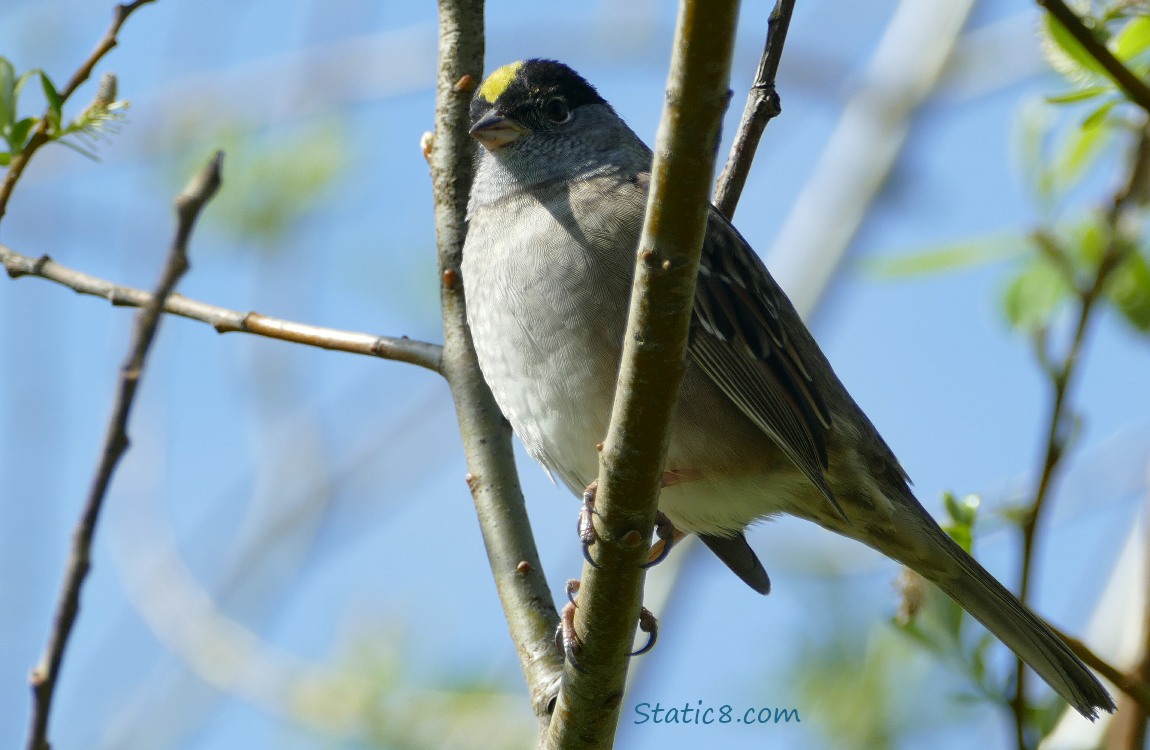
689, 208, 843, 518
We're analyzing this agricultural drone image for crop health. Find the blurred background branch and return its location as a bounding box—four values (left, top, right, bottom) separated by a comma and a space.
26, 150, 220, 750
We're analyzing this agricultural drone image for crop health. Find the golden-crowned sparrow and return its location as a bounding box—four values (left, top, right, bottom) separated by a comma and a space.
461, 59, 1113, 718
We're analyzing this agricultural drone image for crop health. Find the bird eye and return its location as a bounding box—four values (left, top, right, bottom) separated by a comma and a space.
543, 97, 569, 123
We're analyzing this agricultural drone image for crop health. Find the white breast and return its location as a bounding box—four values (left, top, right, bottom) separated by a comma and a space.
462, 180, 638, 493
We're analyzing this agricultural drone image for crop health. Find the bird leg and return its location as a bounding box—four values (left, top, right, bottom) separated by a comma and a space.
555, 579, 659, 668
579, 469, 699, 569
555, 579, 586, 672
578, 481, 600, 568
642, 514, 685, 568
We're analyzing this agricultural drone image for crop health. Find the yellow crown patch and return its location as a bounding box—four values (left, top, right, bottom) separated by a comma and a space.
478, 61, 524, 103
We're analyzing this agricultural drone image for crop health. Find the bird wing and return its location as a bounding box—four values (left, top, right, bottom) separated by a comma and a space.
688, 207, 844, 519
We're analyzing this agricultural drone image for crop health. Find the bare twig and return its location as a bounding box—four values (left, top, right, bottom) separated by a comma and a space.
1044, 622, 1150, 715
25, 150, 221, 750
765, 0, 975, 313
1011, 123, 1150, 748
546, 2, 741, 748
0, 243, 442, 372
0, 0, 157, 223
712, 0, 795, 219
428, 0, 564, 738
1037, 0, 1150, 114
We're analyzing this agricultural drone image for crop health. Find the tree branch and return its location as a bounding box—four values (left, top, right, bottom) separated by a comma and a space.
25, 150, 221, 750
0, 0, 157, 223
1037, 0, 1150, 114
428, 0, 565, 738
1011, 121, 1150, 749
546, 3, 741, 748
1044, 622, 1150, 714
0, 243, 442, 373
712, 0, 795, 219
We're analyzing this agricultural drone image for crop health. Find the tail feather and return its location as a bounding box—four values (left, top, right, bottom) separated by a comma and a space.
919, 523, 1114, 719
700, 532, 772, 594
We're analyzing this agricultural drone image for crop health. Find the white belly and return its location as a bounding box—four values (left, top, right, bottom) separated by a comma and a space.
463, 184, 635, 493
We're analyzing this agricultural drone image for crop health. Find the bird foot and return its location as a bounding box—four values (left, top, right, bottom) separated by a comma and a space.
555, 579, 660, 670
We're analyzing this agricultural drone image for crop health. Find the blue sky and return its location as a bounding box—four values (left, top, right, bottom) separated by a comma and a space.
1, 1, 1147, 748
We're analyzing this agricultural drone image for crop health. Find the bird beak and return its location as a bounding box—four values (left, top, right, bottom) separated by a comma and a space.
469, 110, 527, 151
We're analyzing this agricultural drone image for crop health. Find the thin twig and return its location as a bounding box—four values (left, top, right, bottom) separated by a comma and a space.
428, 0, 565, 739
1011, 123, 1150, 748
712, 0, 795, 219
25, 150, 221, 750
0, 0, 157, 223
546, 2, 741, 748
1044, 622, 1150, 714
1037, 0, 1150, 114
0, 243, 442, 373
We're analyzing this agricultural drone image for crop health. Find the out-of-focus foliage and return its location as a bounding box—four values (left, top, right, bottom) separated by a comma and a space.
169, 117, 351, 250
788, 581, 946, 750
867, 7, 1149, 740
1040, 3, 1150, 108
871, 5, 1150, 339
0, 59, 127, 165
308, 627, 536, 750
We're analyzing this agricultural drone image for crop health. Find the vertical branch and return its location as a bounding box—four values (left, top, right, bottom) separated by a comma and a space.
25, 151, 222, 750
546, 2, 741, 748
1012, 123, 1150, 748
428, 0, 564, 735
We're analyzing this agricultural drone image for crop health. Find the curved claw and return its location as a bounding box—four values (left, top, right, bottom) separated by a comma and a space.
641, 539, 672, 569
629, 607, 659, 657
555, 599, 586, 673
579, 482, 601, 569
640, 512, 680, 569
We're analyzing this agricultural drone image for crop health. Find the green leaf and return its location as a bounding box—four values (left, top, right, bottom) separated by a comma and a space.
12, 69, 37, 102
1050, 108, 1114, 191
942, 493, 979, 554
1114, 15, 1150, 62
1002, 257, 1074, 331
1044, 12, 1111, 80
944, 493, 980, 527
1045, 86, 1108, 104
863, 234, 1028, 279
0, 151, 10, 167
8, 117, 35, 153
0, 58, 14, 129
1107, 249, 1150, 331
1081, 98, 1118, 130
39, 73, 62, 133
1074, 218, 1109, 266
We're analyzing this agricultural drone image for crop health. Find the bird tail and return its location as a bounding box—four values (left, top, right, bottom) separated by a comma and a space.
915, 522, 1114, 720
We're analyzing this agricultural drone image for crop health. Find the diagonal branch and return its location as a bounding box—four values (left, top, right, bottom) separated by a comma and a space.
25, 150, 221, 750
712, 0, 796, 219
0, 243, 442, 372
0, 0, 157, 222
546, 2, 741, 748
1037, 0, 1150, 114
